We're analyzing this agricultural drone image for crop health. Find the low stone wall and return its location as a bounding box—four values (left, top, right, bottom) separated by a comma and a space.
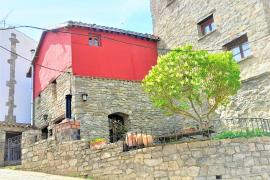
21, 136, 270, 179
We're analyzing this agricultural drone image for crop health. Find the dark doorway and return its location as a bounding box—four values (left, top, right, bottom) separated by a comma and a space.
108, 113, 128, 143
4, 132, 22, 166
41, 126, 48, 139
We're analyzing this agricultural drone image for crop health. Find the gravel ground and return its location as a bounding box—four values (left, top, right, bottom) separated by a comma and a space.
0, 169, 84, 180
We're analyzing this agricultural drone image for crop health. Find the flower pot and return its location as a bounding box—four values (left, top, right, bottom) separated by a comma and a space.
183, 128, 196, 134
90, 141, 106, 150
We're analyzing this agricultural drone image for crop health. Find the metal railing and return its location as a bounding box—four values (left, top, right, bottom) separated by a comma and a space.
223, 118, 270, 132
120, 118, 270, 151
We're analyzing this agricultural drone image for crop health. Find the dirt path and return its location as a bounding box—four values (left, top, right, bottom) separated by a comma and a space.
0, 169, 84, 180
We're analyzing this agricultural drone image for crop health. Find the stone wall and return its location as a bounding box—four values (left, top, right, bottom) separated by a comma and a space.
34, 72, 189, 140
73, 76, 184, 139
21, 135, 270, 179
219, 72, 270, 119
150, 0, 270, 81
0, 130, 5, 166
34, 72, 73, 129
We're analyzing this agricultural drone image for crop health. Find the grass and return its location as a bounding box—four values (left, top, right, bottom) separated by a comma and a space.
213, 129, 270, 140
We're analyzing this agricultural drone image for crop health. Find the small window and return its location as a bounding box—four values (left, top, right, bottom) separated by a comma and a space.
224, 34, 251, 62
51, 80, 57, 99
198, 14, 216, 36
89, 34, 101, 46
41, 126, 48, 139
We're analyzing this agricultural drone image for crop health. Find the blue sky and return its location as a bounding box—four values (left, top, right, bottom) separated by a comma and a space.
0, 0, 153, 41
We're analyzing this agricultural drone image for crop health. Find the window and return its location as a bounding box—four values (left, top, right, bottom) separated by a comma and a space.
89, 34, 101, 46
51, 79, 57, 99
41, 126, 48, 139
224, 34, 251, 62
198, 14, 216, 36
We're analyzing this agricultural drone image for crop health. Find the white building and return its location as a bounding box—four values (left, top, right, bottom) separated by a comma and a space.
0, 29, 37, 124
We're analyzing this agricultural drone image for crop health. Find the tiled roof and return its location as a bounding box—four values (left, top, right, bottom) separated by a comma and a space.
55, 21, 159, 41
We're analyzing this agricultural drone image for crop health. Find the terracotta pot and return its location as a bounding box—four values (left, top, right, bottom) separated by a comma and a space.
142, 134, 153, 146
125, 133, 154, 147
125, 132, 137, 147
90, 141, 106, 150
183, 128, 196, 133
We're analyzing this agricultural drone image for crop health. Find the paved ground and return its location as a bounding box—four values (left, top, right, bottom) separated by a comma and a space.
0, 169, 84, 180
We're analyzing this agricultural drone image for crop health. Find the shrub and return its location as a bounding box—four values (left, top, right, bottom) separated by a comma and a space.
143, 45, 240, 129
213, 129, 270, 140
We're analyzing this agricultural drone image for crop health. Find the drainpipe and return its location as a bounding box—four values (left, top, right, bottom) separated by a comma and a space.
30, 49, 35, 126
30, 65, 34, 126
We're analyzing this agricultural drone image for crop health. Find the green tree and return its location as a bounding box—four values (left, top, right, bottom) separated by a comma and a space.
143, 46, 240, 128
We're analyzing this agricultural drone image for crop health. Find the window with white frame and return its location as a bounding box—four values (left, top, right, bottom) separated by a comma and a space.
89, 34, 101, 47
224, 34, 251, 62
198, 14, 216, 36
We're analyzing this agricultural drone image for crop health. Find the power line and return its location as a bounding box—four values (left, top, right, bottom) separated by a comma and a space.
0, 22, 269, 74
0, 45, 69, 73
0, 23, 269, 53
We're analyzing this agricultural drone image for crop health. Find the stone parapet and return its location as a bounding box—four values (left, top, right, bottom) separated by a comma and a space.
21, 137, 270, 179
55, 119, 80, 131
54, 119, 80, 142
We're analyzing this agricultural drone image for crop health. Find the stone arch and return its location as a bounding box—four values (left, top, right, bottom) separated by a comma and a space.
106, 108, 132, 116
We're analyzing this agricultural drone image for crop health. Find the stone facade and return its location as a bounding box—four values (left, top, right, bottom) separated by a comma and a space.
219, 72, 270, 119
73, 76, 184, 139
34, 72, 72, 129
34, 73, 188, 140
21, 134, 270, 179
150, 0, 270, 118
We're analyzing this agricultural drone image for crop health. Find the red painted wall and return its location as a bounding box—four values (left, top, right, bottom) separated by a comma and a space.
71, 28, 158, 80
34, 27, 158, 98
34, 31, 72, 98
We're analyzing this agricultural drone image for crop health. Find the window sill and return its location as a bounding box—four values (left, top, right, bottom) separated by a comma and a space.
237, 55, 253, 63
198, 29, 217, 41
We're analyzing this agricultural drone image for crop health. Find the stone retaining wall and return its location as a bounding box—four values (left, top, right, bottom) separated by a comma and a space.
21, 135, 270, 180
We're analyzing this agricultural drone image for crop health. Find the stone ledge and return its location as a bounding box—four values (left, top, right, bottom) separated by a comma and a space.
241, 71, 270, 83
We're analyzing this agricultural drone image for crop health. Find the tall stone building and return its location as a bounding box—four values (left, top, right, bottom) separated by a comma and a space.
150, 0, 270, 119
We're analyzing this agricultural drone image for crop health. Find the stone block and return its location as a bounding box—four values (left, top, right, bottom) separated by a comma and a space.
144, 158, 163, 167
154, 171, 167, 178
162, 144, 177, 155
207, 166, 225, 176
186, 166, 200, 177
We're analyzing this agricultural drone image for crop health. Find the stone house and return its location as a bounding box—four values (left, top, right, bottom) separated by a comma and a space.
32, 21, 185, 141
150, 0, 270, 119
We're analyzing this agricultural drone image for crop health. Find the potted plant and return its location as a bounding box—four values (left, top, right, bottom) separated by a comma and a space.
183, 126, 197, 133
90, 138, 107, 150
